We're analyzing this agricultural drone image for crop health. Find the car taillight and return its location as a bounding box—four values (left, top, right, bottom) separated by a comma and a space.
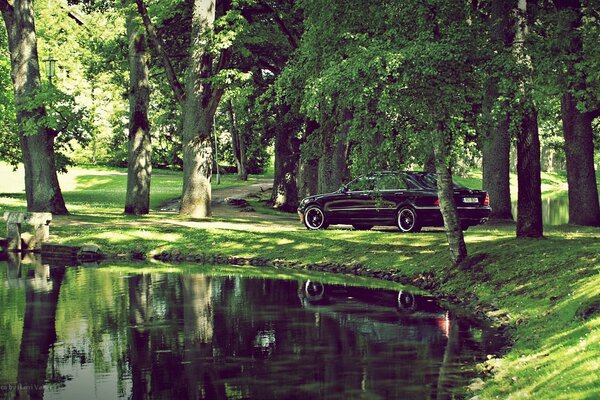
433, 198, 440, 206
484, 193, 490, 206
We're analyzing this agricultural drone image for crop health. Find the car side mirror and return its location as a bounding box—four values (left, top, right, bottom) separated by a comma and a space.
340, 185, 348, 194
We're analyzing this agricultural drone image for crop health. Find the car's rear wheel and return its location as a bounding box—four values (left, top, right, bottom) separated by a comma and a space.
396, 206, 421, 233
352, 224, 373, 230
304, 205, 328, 230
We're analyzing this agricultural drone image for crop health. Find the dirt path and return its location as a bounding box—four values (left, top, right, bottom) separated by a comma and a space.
153, 178, 300, 232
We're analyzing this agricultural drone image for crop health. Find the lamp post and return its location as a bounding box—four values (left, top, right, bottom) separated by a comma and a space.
43, 56, 57, 85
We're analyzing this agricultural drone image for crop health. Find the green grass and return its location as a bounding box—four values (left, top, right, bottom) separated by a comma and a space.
0, 164, 599, 399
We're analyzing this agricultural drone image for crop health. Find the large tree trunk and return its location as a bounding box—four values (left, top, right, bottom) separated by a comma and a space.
297, 120, 320, 198
555, 0, 600, 226
179, 0, 229, 217
125, 11, 152, 215
514, 0, 543, 238
561, 95, 600, 225
227, 100, 247, 181
271, 121, 300, 212
481, 0, 514, 221
1, 0, 68, 215
432, 125, 467, 266
481, 93, 513, 220
516, 108, 543, 237
317, 111, 351, 193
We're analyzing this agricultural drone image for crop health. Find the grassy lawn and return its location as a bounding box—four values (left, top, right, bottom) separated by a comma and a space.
0, 164, 598, 399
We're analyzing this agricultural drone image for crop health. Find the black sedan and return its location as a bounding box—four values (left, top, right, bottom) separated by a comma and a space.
297, 171, 491, 232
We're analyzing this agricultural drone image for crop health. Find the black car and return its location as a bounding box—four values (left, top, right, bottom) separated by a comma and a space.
297, 171, 491, 232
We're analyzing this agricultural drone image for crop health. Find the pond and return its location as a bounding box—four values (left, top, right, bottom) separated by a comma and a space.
0, 254, 505, 400
512, 191, 570, 226
513, 191, 600, 225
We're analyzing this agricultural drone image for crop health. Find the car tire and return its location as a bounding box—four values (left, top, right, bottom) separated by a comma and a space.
304, 205, 328, 230
396, 206, 421, 233
352, 224, 373, 231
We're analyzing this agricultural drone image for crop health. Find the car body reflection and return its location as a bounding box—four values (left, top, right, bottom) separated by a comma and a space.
299, 281, 450, 339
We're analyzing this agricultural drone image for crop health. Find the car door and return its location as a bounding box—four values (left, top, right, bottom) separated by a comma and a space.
374, 173, 411, 220
324, 176, 377, 222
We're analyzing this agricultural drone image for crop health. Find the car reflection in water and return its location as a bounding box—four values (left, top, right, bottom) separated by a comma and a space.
299, 281, 451, 342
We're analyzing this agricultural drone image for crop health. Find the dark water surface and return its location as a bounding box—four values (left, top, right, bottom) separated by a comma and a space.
0, 256, 504, 399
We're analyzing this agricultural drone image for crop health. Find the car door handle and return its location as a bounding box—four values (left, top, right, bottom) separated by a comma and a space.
394, 192, 405, 195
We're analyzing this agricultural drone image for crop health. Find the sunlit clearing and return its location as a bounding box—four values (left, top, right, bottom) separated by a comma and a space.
95, 230, 181, 243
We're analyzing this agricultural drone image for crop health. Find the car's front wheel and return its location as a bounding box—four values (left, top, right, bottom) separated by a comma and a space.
396, 206, 421, 233
304, 205, 329, 230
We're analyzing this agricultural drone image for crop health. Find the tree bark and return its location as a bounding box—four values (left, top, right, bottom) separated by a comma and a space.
227, 99, 247, 180
514, 0, 543, 238
432, 125, 467, 266
271, 117, 300, 212
297, 119, 320, 198
481, 0, 514, 221
179, 0, 230, 217
317, 109, 350, 194
481, 90, 513, 220
555, 0, 600, 226
516, 107, 543, 237
125, 10, 152, 215
1, 0, 68, 215
561, 94, 600, 225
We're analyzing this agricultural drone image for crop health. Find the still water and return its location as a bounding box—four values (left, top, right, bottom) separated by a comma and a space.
0, 255, 504, 400
512, 192, 570, 225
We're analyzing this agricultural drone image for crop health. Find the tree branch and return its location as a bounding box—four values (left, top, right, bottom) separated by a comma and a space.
134, 0, 186, 106
258, 0, 299, 49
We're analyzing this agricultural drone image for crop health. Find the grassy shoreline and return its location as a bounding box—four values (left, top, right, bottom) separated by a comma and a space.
1, 165, 599, 399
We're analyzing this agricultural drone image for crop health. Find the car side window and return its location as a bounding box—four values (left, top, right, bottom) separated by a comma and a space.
347, 176, 373, 192
377, 174, 408, 191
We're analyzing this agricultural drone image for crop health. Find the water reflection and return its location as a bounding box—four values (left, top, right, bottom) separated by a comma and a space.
0, 261, 503, 399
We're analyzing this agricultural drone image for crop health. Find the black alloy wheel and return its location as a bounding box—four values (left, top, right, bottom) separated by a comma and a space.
396, 206, 421, 233
304, 205, 328, 230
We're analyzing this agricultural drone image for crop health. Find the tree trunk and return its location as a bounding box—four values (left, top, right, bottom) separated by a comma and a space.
555, 0, 600, 226
481, 92, 513, 220
423, 147, 436, 173
317, 110, 350, 193
561, 94, 600, 225
513, 0, 543, 238
125, 10, 152, 215
271, 122, 300, 212
432, 125, 467, 266
1, 0, 68, 215
227, 99, 247, 181
516, 107, 543, 237
481, 0, 514, 221
179, 0, 229, 217
297, 119, 320, 198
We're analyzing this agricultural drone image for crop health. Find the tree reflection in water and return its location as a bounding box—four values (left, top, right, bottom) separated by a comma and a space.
0, 264, 505, 399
